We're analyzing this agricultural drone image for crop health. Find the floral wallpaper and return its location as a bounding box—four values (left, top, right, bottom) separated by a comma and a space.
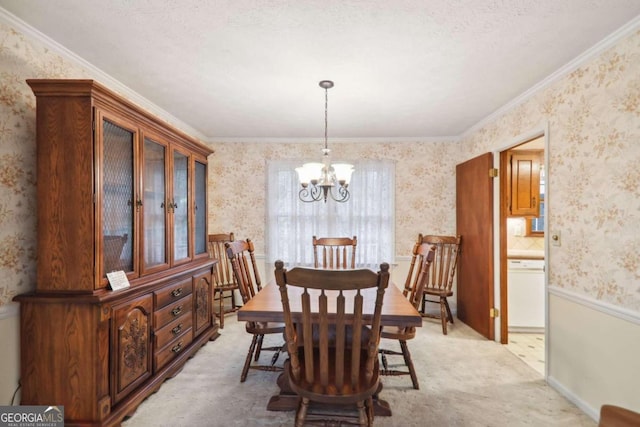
0, 17, 638, 315
207, 140, 458, 256
0, 23, 92, 310
461, 30, 640, 312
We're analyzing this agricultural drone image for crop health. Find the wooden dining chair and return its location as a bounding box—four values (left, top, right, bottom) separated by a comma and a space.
312, 235, 357, 269
274, 260, 390, 427
599, 404, 640, 427
379, 243, 435, 389
226, 239, 284, 382
419, 234, 462, 335
208, 232, 238, 329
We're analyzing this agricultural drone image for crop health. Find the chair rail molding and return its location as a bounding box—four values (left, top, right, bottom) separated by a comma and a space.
548, 285, 640, 326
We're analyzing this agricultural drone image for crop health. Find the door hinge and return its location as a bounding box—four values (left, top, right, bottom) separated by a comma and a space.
490, 308, 499, 318
489, 168, 498, 178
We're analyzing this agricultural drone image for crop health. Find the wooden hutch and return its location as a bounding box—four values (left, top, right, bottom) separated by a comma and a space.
15, 80, 218, 426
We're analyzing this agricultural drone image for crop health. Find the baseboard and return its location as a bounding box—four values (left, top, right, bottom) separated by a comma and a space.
547, 375, 599, 422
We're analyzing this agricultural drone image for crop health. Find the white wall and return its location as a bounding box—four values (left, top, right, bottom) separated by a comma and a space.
0, 306, 20, 405
547, 293, 640, 418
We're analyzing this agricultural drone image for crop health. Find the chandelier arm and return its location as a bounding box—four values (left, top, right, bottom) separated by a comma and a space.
299, 185, 323, 203
328, 185, 350, 203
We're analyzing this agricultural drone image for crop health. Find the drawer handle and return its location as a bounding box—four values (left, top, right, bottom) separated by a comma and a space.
171, 342, 183, 353
171, 287, 183, 297
171, 305, 183, 316
171, 324, 183, 335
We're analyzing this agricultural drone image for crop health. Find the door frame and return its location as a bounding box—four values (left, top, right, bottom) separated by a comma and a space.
493, 122, 549, 361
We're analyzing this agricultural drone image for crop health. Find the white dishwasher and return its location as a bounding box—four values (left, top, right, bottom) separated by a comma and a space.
507, 259, 545, 331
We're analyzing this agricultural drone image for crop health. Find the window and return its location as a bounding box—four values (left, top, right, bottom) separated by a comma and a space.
266, 159, 395, 268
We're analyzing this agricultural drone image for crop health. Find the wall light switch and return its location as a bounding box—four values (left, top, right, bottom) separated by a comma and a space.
551, 230, 561, 246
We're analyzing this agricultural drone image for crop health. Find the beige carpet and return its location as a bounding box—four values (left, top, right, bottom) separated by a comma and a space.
122, 315, 595, 427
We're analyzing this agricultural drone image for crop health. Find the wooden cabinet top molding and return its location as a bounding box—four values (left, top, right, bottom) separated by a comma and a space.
27, 78, 213, 157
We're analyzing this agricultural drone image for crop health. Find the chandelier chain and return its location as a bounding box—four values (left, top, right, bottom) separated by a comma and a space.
324, 86, 329, 150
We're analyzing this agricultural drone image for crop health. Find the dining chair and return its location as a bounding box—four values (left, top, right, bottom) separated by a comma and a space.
312, 235, 357, 269
274, 260, 390, 427
226, 239, 284, 382
599, 404, 640, 427
379, 243, 435, 389
419, 234, 462, 335
208, 232, 238, 329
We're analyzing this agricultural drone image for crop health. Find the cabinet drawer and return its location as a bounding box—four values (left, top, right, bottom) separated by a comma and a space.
154, 294, 192, 328
154, 314, 193, 350
154, 333, 193, 371
154, 279, 193, 309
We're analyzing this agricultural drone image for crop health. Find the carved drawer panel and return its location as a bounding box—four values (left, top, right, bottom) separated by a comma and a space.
154, 332, 193, 370
154, 278, 193, 309
154, 313, 193, 350
154, 293, 193, 329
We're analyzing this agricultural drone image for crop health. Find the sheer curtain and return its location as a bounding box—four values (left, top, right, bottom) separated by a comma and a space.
266, 159, 395, 269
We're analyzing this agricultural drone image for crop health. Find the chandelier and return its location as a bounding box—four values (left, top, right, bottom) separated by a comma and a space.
296, 80, 354, 203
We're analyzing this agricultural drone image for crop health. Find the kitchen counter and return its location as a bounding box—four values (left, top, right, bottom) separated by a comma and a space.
507, 249, 545, 260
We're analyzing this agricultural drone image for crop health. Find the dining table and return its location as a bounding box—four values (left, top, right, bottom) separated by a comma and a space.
237, 279, 422, 416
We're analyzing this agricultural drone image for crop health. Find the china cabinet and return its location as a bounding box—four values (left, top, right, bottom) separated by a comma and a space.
15, 80, 217, 427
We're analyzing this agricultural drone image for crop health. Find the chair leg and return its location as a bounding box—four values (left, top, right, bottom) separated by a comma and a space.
241, 334, 259, 382
255, 334, 264, 361
230, 288, 237, 311
356, 400, 367, 426
366, 396, 374, 426
400, 340, 419, 390
440, 299, 448, 335
444, 297, 454, 324
295, 397, 309, 427
380, 349, 389, 370
218, 289, 225, 329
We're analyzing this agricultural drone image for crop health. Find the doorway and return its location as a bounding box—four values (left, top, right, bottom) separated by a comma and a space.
498, 132, 548, 377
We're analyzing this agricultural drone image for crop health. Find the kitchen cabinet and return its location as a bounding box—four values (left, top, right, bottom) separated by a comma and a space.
15, 79, 218, 427
508, 150, 542, 217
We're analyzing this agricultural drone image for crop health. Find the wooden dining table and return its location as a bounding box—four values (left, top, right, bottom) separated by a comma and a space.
237, 280, 422, 416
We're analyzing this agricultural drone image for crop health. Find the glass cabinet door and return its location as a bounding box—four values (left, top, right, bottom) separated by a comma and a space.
172, 149, 190, 263
142, 137, 168, 271
194, 160, 207, 256
102, 118, 135, 277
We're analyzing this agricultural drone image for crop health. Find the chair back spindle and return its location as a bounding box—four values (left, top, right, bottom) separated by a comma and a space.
312, 235, 357, 269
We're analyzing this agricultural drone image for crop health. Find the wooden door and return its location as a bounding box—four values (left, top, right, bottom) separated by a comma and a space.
456, 152, 494, 339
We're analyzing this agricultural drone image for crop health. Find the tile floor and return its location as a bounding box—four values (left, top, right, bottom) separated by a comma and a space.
506, 332, 545, 376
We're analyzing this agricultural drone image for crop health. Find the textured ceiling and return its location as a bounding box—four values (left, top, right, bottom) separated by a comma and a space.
1, 0, 639, 141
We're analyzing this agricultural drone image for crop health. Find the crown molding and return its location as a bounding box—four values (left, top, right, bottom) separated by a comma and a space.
0, 7, 208, 142
208, 136, 459, 144
461, 14, 640, 139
